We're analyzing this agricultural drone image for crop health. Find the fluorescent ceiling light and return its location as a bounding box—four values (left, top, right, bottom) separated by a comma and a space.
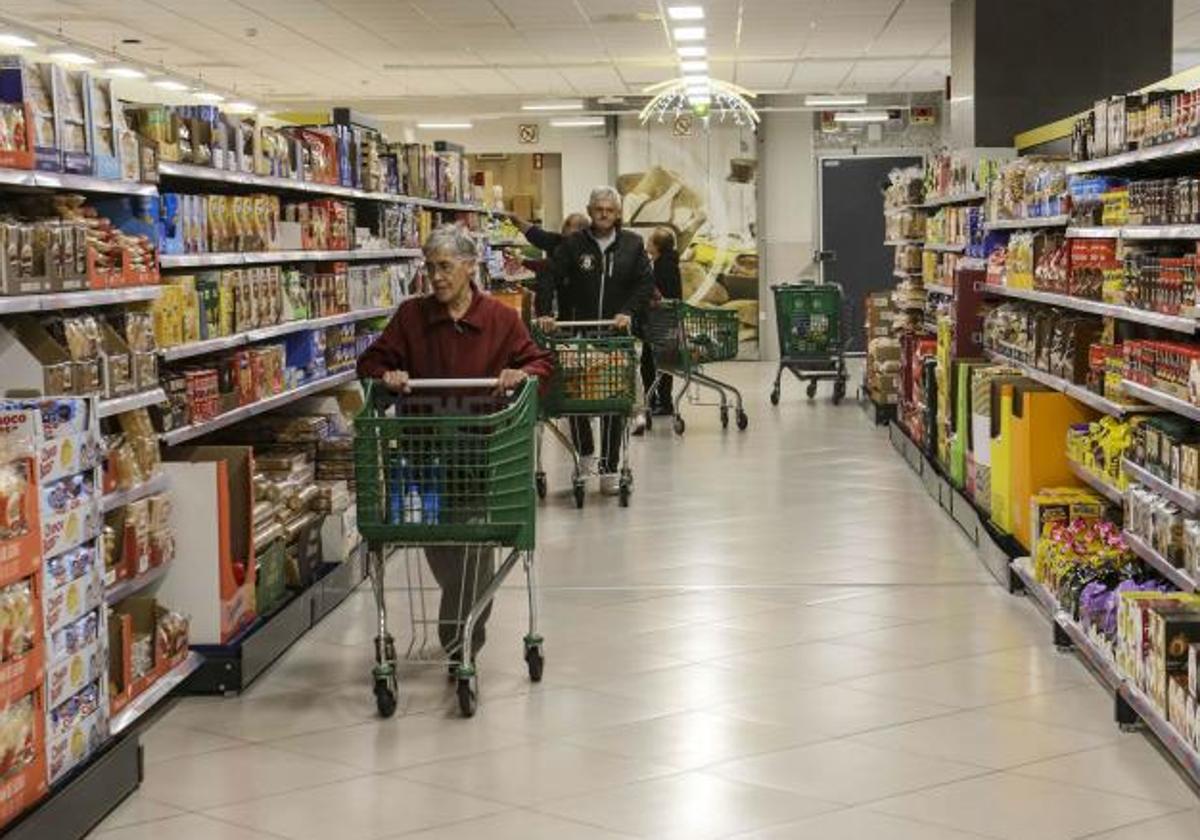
417, 121, 473, 129
153, 79, 189, 91
833, 110, 890, 123
194, 91, 225, 102
677, 45, 706, 58
522, 100, 583, 111
679, 60, 708, 73
551, 118, 604, 128
108, 67, 146, 78
673, 26, 705, 41
51, 51, 95, 65
682, 74, 708, 86
668, 6, 705, 20
806, 94, 868, 107
227, 101, 257, 113
0, 34, 36, 48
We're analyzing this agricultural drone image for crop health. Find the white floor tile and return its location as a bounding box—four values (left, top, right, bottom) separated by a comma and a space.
729, 807, 1002, 839
93, 813, 291, 839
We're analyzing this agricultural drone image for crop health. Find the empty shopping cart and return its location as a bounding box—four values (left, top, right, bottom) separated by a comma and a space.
769, 281, 849, 405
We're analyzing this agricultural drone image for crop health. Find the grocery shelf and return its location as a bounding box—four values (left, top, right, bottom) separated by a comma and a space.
106, 561, 172, 606
893, 269, 921, 280
0, 285, 163, 315
1120, 379, 1200, 422
923, 243, 967, 253
924, 282, 954, 296
0, 167, 156, 196
982, 215, 1070, 231
921, 189, 987, 207
1121, 458, 1200, 513
1057, 615, 1124, 692
1066, 135, 1200, 175
158, 162, 486, 213
1068, 224, 1200, 240
1011, 558, 1059, 618
978, 285, 1198, 333
110, 652, 202, 736
1123, 530, 1199, 592
161, 307, 392, 361
160, 369, 357, 445
1066, 226, 1119, 239
959, 257, 988, 271
984, 350, 1138, 417
1068, 460, 1124, 504
101, 473, 170, 514
98, 388, 167, 418
1118, 682, 1200, 786
884, 238, 924, 246
160, 247, 422, 269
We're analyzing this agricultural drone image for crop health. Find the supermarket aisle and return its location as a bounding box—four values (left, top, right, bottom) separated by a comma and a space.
93, 363, 1200, 840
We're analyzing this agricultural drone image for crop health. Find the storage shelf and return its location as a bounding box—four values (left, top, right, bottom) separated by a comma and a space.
160, 369, 357, 445
0, 285, 163, 315
157, 162, 486, 212
984, 350, 1138, 417
1066, 226, 1119, 239
1067, 224, 1200, 240
106, 561, 172, 606
1066, 135, 1200, 175
923, 243, 967, 253
924, 282, 954, 296
893, 269, 921, 280
1123, 530, 1199, 592
1120, 379, 1200, 421
983, 215, 1070, 231
1068, 460, 1124, 504
109, 652, 202, 736
1059, 616, 1124, 692
1121, 458, 1200, 513
1119, 681, 1200, 785
160, 248, 422, 269
160, 307, 392, 361
1011, 558, 1060, 618
921, 189, 987, 208
884, 239, 924, 246
978, 285, 1198, 333
0, 167, 156, 196
101, 473, 170, 514
98, 388, 167, 418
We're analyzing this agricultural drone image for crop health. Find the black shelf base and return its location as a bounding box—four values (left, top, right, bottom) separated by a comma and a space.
189, 547, 365, 695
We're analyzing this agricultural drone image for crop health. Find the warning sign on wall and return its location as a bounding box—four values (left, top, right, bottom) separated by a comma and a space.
518, 124, 539, 144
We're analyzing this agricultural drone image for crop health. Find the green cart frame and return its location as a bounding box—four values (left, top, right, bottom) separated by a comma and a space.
645, 300, 748, 435
354, 377, 541, 718
533, 320, 638, 509
769, 281, 849, 405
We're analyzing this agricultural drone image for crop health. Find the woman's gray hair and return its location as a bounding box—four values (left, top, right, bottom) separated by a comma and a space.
423, 224, 478, 260
588, 185, 621, 207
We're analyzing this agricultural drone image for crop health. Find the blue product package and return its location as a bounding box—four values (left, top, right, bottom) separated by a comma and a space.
422, 459, 441, 525
388, 454, 406, 525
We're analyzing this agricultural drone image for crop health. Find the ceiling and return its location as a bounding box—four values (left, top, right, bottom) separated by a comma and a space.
2, 0, 1200, 120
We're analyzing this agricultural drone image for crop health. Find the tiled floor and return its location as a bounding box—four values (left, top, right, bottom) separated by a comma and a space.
92, 363, 1200, 839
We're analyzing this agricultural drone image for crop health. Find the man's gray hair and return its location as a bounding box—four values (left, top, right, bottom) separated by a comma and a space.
588, 185, 621, 207
422, 224, 478, 260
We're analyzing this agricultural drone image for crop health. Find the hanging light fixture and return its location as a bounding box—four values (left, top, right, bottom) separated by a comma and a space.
639, 77, 759, 129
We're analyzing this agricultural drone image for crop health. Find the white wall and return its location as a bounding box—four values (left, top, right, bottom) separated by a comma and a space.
757, 110, 817, 362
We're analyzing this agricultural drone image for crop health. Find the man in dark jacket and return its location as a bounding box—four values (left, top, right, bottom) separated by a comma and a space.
542, 186, 655, 495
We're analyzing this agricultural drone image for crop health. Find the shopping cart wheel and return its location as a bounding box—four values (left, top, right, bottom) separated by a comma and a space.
645, 412, 653, 431
535, 471, 547, 499
673, 416, 686, 435
525, 642, 545, 682
769, 386, 780, 406
832, 380, 847, 405
736, 410, 749, 431
457, 676, 478, 717
573, 480, 586, 509
373, 678, 397, 718
806, 380, 818, 399
720, 406, 730, 429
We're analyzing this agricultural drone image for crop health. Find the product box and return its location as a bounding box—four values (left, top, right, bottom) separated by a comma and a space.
0, 688, 47, 831
85, 75, 120, 180
19, 60, 63, 172
1189, 643, 1200, 698
44, 632, 104, 711
56, 67, 91, 175
45, 680, 107, 783
0, 57, 37, 170
42, 562, 101, 636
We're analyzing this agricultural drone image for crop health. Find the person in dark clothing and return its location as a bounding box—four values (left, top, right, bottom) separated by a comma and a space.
542, 186, 655, 494
513, 213, 588, 320
642, 227, 682, 418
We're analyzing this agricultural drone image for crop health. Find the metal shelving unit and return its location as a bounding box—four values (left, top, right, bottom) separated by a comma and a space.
101, 473, 170, 514
1120, 380, 1200, 422
0, 286, 163, 315
923, 242, 967, 253
160, 248, 422, 269
1123, 530, 1199, 592
921, 189, 987, 208
1118, 682, 1200, 783
1066, 135, 1200, 175
924, 282, 954, 296
1068, 460, 1124, 504
160, 369, 357, 445
98, 388, 168, 419
1121, 458, 1200, 513
884, 238, 925, 246
109, 652, 202, 736
160, 307, 392, 361
0, 167, 156, 196
982, 215, 1070, 231
979, 285, 1198, 333
984, 350, 1142, 417
105, 561, 173, 606
1067, 224, 1200, 240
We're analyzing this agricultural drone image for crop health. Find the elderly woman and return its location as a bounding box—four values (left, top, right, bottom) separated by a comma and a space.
357, 224, 552, 669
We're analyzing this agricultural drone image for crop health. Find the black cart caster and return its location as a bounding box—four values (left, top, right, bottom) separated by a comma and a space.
673, 416, 686, 435
373, 677, 397, 718
806, 380, 818, 399
573, 480, 586, 509
770, 386, 780, 405
619, 472, 632, 507
832, 380, 846, 405
736, 410, 749, 430
645, 412, 654, 431
535, 471, 547, 499
456, 676, 478, 717
720, 406, 730, 428
524, 638, 545, 683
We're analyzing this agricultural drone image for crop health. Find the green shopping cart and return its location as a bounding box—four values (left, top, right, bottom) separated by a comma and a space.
534, 320, 638, 509
769, 281, 848, 405
354, 377, 541, 718
645, 300, 747, 435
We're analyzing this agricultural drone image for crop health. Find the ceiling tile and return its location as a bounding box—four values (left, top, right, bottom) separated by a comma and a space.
734, 61, 795, 91
847, 59, 920, 87
788, 60, 857, 90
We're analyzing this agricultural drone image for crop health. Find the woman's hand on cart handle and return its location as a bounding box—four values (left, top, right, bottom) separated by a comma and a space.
535, 316, 556, 333
383, 370, 411, 393
612, 313, 632, 332
495, 368, 529, 395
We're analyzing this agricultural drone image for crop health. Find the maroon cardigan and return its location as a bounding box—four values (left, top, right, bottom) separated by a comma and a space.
357, 290, 553, 386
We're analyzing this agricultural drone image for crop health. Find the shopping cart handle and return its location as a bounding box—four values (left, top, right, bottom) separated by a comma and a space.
363, 377, 501, 391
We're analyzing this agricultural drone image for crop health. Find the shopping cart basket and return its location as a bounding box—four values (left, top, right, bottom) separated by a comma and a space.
769, 281, 848, 405
534, 320, 638, 508
645, 300, 748, 435
354, 377, 540, 718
